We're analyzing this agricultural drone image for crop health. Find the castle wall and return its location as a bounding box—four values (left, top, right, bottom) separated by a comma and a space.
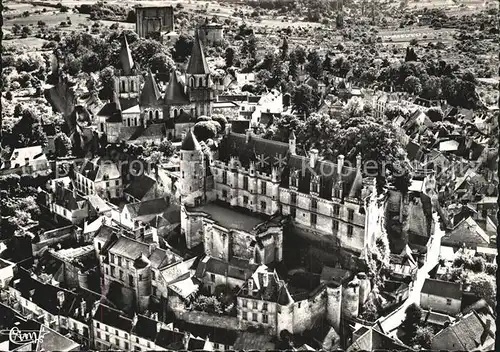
136, 6, 174, 38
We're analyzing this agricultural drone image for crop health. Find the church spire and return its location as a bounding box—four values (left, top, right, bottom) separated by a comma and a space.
164, 69, 189, 105
186, 32, 210, 75
119, 34, 135, 75
140, 69, 162, 106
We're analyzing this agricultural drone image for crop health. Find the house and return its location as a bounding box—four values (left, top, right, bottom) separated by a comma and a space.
194, 255, 259, 293
441, 216, 490, 249
120, 197, 171, 230
0, 302, 42, 351
430, 310, 495, 351
74, 158, 123, 199
0, 258, 15, 289
174, 321, 239, 351
124, 174, 162, 203
420, 278, 462, 316
420, 309, 455, 329
233, 332, 275, 350
0, 146, 49, 175
346, 325, 409, 351
41, 180, 88, 224
380, 280, 409, 306
92, 303, 133, 351
37, 325, 80, 351
389, 245, 418, 279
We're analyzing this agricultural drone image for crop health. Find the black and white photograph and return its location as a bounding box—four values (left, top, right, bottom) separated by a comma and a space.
0, 0, 498, 351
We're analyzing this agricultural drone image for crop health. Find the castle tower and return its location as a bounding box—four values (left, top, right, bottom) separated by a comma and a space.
134, 254, 152, 313
326, 283, 342, 333
163, 69, 192, 121
341, 277, 360, 319
179, 129, 205, 206
185, 33, 215, 117
357, 272, 371, 311
114, 35, 141, 110
140, 69, 163, 125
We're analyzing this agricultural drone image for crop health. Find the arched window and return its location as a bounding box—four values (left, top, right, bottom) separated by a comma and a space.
148, 110, 153, 120
198, 77, 203, 87
121, 80, 126, 92
180, 108, 184, 115
173, 109, 178, 118
131, 81, 135, 92
155, 110, 160, 120
190, 77, 195, 87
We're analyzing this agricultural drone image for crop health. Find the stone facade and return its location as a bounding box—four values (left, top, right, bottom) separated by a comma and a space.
136, 6, 174, 39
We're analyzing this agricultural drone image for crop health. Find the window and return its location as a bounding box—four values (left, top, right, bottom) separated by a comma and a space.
152, 271, 156, 280
243, 196, 249, 205
119, 270, 123, 280
115, 338, 119, 346
117, 257, 121, 266
333, 220, 339, 231
106, 181, 110, 187
136, 337, 139, 343
139, 274, 143, 280
252, 313, 258, 321
347, 225, 353, 237
147, 342, 150, 348
260, 181, 266, 195
263, 314, 268, 324
334, 188, 341, 199
242, 312, 247, 320
97, 331, 101, 339
110, 267, 115, 277
211, 274, 216, 282
129, 275, 134, 286
98, 243, 102, 251
214, 343, 219, 349
222, 171, 227, 184
290, 207, 296, 218
110, 254, 115, 262
312, 199, 317, 209
243, 300, 248, 308
115, 330, 118, 336
446, 298, 452, 305
199, 77, 203, 87
105, 334, 109, 342
311, 213, 317, 225
333, 205, 340, 216
298, 302, 301, 308
222, 190, 228, 198
124, 342, 129, 350
291, 193, 297, 204
261, 201, 267, 211
263, 303, 268, 311
253, 301, 258, 309
116, 180, 119, 186
152, 286, 157, 296
348, 209, 354, 221
243, 176, 248, 190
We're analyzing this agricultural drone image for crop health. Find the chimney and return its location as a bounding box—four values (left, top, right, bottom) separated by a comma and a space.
356, 154, 362, 170
337, 154, 345, 175
183, 331, 190, 350
309, 149, 319, 168
247, 279, 253, 294
80, 299, 87, 316
57, 291, 65, 307
245, 129, 252, 143
24, 157, 29, 166
148, 243, 157, 256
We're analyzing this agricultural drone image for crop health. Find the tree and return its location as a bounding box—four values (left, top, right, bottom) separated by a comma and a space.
212, 115, 228, 132
99, 66, 116, 100
405, 47, 418, 62
54, 132, 72, 157
280, 37, 288, 60
426, 107, 444, 122
305, 50, 323, 80
421, 75, 441, 100
288, 51, 298, 81
412, 326, 434, 349
81, 52, 100, 73
194, 121, 217, 142
403, 75, 422, 95
470, 273, 496, 307
173, 34, 194, 61
225, 47, 236, 68
323, 54, 333, 73
159, 140, 175, 159
401, 303, 422, 342
293, 46, 307, 65
242, 35, 257, 60
149, 53, 174, 73
131, 39, 169, 69
292, 84, 320, 117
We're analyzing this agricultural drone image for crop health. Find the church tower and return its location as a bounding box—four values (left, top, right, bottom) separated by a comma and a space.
139, 69, 163, 125
185, 33, 215, 118
114, 35, 141, 110
179, 129, 205, 206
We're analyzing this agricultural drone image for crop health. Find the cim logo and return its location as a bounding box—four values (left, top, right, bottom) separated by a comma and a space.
0, 327, 47, 345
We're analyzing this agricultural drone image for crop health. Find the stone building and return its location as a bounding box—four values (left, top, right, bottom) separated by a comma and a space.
197, 18, 224, 45
135, 6, 174, 40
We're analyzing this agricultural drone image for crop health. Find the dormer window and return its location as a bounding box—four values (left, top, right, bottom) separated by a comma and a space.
333, 182, 343, 199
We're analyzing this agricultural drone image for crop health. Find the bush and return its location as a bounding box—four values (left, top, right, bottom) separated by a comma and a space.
5, 91, 13, 100
485, 263, 497, 276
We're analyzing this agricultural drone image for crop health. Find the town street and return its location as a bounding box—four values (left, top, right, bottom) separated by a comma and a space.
377, 212, 445, 337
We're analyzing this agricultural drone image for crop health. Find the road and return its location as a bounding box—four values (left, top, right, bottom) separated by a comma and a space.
377, 211, 445, 337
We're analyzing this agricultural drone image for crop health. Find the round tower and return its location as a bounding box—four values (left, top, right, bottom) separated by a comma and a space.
134, 257, 152, 313
179, 129, 204, 206
326, 282, 342, 332
357, 272, 371, 310
77, 269, 89, 289
341, 277, 360, 319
